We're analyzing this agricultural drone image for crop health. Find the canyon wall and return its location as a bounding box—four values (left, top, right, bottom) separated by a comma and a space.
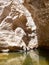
24, 0, 49, 49
0, 0, 38, 51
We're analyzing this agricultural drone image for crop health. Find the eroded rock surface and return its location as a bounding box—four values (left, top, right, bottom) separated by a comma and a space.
24, 0, 49, 49
0, 0, 38, 51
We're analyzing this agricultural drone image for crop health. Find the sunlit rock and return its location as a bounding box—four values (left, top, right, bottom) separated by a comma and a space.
0, 0, 38, 51
0, 16, 13, 30
0, 1, 12, 23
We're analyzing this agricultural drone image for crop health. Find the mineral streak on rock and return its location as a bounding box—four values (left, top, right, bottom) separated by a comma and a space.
0, 0, 38, 51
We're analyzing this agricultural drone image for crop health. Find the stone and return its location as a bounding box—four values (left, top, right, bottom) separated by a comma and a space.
0, 0, 38, 51
0, 1, 12, 23
24, 0, 49, 49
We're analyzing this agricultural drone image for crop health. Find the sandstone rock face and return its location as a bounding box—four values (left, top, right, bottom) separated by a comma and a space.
0, 0, 38, 51
0, 1, 12, 23
1, 0, 49, 51
24, 0, 49, 49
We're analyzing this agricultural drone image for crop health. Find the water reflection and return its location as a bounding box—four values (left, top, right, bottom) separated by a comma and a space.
0, 50, 49, 65
39, 49, 49, 65
0, 50, 39, 65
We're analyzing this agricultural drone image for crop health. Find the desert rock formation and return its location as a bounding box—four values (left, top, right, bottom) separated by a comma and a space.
24, 0, 49, 49
0, 0, 38, 52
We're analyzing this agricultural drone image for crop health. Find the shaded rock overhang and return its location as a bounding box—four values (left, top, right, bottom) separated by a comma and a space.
24, 0, 49, 49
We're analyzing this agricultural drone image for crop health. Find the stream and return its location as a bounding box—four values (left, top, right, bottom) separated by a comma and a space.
0, 49, 49, 65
